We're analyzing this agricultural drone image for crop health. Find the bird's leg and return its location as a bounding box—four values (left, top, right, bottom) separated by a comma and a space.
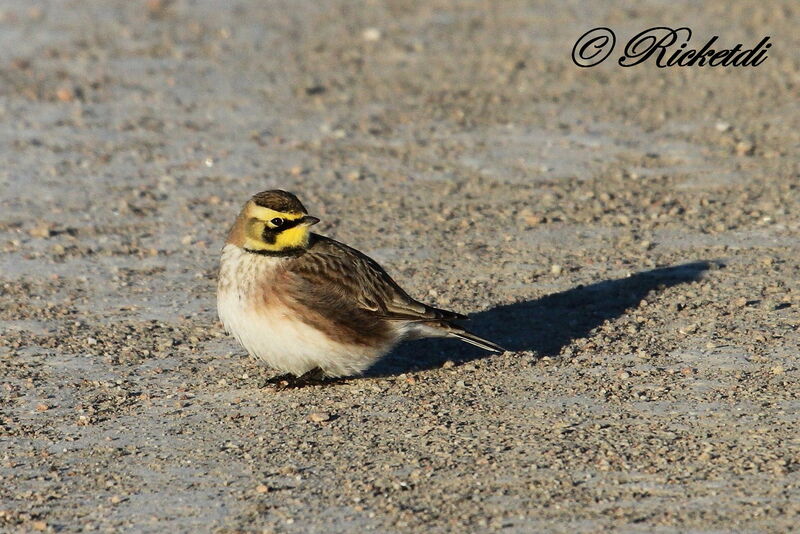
262, 373, 294, 389
262, 369, 350, 390
298, 368, 353, 387
262, 368, 330, 390
297, 368, 327, 383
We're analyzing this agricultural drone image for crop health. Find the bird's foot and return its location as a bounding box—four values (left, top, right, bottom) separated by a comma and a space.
262, 369, 347, 390
261, 373, 295, 390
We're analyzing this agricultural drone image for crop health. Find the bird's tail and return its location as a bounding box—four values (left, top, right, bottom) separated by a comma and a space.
433, 321, 505, 353
449, 329, 505, 353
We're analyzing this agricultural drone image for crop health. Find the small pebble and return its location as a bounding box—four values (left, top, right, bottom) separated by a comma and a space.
362, 28, 382, 41
735, 141, 754, 156
56, 87, 74, 102
29, 222, 52, 238
308, 411, 330, 423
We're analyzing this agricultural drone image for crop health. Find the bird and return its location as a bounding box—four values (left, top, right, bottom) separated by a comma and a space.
217, 189, 504, 381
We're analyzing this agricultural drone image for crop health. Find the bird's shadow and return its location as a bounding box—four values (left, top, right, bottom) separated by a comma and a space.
366, 261, 718, 377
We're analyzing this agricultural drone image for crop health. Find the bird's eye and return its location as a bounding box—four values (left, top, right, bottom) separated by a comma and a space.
270, 217, 284, 227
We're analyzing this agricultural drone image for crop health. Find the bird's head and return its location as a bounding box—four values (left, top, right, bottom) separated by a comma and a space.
227, 190, 320, 254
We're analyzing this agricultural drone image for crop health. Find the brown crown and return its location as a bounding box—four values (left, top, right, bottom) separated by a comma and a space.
251, 190, 307, 213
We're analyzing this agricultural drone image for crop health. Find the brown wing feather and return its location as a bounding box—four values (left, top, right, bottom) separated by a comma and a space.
287, 235, 466, 323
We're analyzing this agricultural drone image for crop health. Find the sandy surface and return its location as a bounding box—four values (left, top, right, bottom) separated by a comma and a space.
1, 1, 799, 532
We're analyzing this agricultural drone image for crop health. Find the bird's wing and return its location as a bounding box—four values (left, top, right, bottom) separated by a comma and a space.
286, 236, 466, 322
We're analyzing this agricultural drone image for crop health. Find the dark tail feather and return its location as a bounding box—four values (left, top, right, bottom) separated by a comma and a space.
447, 326, 505, 353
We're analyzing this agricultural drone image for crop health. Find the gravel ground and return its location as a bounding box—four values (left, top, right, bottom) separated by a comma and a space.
1, 1, 799, 532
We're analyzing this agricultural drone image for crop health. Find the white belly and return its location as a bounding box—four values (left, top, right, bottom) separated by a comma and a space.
216, 245, 392, 377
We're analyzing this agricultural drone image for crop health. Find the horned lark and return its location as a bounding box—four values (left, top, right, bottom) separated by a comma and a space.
217, 190, 504, 379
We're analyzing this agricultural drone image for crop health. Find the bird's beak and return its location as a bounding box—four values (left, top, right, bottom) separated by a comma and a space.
302, 215, 320, 226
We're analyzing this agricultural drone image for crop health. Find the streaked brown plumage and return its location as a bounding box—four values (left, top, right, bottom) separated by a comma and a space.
217, 190, 504, 378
